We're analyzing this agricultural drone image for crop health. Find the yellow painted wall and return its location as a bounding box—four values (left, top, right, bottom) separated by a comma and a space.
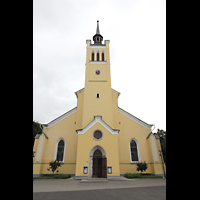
75, 122, 120, 177
82, 40, 115, 129
117, 111, 164, 175
33, 111, 78, 175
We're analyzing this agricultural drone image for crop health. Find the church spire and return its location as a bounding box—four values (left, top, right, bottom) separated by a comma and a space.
93, 20, 103, 44
96, 20, 100, 34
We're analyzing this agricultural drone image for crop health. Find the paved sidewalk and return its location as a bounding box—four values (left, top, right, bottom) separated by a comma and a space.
33, 178, 166, 193
33, 186, 166, 200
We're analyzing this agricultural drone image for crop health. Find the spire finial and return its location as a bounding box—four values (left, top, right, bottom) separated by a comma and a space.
96, 20, 100, 34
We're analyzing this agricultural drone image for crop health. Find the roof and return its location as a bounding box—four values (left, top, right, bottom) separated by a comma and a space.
118, 107, 153, 129
34, 132, 49, 139
75, 88, 84, 98
146, 132, 160, 139
75, 87, 120, 98
42, 107, 77, 128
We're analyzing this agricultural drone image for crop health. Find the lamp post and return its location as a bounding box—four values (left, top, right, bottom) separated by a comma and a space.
159, 150, 166, 179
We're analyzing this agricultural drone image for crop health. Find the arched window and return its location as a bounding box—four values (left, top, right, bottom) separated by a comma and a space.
101, 52, 104, 61
130, 140, 139, 162
97, 51, 100, 61
56, 140, 65, 161
91, 51, 94, 61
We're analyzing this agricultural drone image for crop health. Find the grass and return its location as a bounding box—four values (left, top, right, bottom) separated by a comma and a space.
124, 173, 163, 179
33, 174, 71, 180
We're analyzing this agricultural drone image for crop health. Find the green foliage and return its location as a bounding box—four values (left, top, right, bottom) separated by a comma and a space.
124, 173, 162, 179
47, 160, 63, 174
34, 174, 70, 179
33, 121, 43, 146
154, 129, 166, 164
33, 174, 70, 180
136, 161, 148, 174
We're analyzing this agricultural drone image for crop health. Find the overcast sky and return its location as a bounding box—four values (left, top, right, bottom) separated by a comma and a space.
33, 0, 166, 132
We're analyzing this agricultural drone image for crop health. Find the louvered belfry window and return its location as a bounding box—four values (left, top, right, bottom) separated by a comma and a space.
56, 140, 65, 161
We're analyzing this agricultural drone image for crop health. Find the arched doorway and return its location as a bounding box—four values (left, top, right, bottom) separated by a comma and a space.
93, 149, 107, 178
89, 146, 107, 178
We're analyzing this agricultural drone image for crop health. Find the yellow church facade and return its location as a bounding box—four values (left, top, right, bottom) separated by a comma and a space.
33, 21, 165, 178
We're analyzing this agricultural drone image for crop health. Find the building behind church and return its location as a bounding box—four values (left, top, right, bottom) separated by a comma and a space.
33, 21, 165, 178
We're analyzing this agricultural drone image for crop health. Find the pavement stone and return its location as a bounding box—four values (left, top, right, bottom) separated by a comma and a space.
33, 186, 166, 200
33, 178, 166, 193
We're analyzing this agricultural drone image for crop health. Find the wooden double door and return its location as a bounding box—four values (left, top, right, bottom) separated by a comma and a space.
92, 149, 107, 178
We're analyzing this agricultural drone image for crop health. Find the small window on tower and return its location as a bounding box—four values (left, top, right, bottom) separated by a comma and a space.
97, 93, 100, 98
97, 52, 100, 61
102, 52, 104, 61
91, 52, 94, 61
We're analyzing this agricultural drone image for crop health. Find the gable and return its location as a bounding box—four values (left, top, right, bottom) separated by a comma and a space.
76, 116, 120, 135
42, 107, 77, 128
118, 107, 153, 129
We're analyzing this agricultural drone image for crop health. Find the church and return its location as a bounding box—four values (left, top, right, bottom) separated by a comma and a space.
33, 21, 165, 178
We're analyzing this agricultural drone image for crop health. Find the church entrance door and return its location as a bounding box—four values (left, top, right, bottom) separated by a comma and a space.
92, 149, 107, 178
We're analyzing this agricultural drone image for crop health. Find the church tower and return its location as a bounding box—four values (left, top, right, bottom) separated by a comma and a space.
75, 20, 120, 130
75, 21, 121, 178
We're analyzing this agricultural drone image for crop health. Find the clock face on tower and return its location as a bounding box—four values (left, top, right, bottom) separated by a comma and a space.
95, 70, 101, 75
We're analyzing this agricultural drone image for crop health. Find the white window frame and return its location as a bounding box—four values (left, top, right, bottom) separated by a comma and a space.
129, 138, 141, 163
54, 138, 66, 163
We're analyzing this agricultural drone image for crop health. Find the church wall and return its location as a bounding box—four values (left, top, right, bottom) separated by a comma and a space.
75, 123, 120, 178
82, 85, 114, 128
76, 89, 84, 129
118, 111, 155, 174
112, 90, 120, 129
33, 111, 78, 175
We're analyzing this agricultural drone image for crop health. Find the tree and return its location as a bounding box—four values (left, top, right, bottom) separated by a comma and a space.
136, 162, 147, 174
33, 121, 43, 146
154, 129, 166, 164
47, 160, 63, 175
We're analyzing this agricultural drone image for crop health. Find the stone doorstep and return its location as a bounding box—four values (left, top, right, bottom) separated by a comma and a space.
80, 178, 108, 183
80, 176, 132, 183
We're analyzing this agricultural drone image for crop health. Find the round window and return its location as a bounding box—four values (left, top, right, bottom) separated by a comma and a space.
93, 130, 103, 140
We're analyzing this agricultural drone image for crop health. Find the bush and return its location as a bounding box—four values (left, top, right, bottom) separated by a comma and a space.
47, 160, 63, 174
136, 161, 147, 174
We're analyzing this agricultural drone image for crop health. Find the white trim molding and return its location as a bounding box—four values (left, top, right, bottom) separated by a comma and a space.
36, 134, 44, 162
129, 138, 141, 163
89, 61, 107, 64
53, 137, 66, 163
42, 107, 77, 129
90, 46, 106, 49
151, 135, 158, 162
76, 116, 120, 135
88, 145, 106, 178
118, 107, 153, 129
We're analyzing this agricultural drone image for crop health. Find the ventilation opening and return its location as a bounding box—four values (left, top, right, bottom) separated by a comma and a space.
97, 93, 100, 98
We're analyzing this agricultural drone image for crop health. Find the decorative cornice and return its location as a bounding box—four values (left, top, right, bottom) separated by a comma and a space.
89, 61, 107, 64
76, 116, 120, 135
